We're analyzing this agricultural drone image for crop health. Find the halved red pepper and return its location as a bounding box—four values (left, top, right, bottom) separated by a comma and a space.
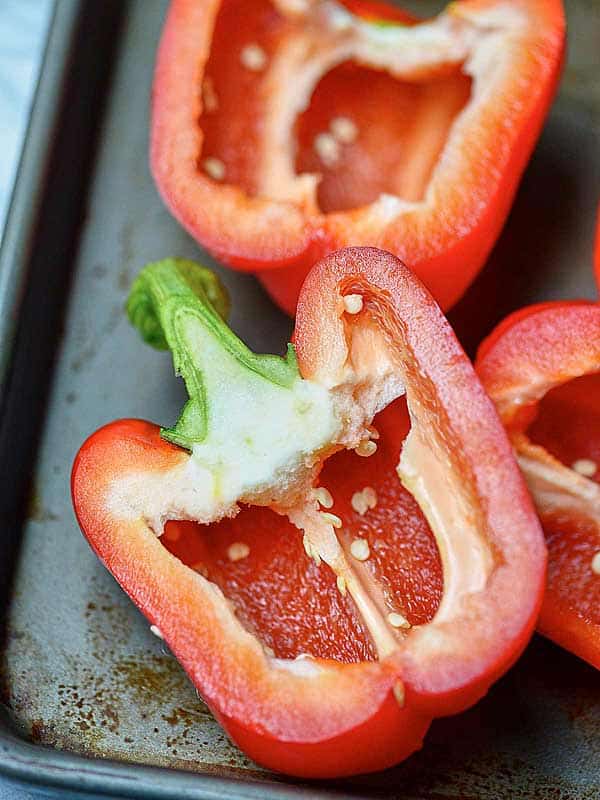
476, 302, 600, 670
72, 249, 545, 777
151, 0, 565, 315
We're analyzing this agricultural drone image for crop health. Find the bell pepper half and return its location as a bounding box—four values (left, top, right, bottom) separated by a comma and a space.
476, 302, 600, 670
72, 249, 545, 777
151, 0, 565, 316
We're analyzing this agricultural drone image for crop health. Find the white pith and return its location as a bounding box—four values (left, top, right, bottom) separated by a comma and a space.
246, 0, 529, 214
514, 436, 600, 537
398, 401, 493, 623
107, 300, 497, 673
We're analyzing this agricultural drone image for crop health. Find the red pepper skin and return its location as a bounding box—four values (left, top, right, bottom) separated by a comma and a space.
73, 248, 545, 777
476, 304, 600, 670
151, 0, 565, 315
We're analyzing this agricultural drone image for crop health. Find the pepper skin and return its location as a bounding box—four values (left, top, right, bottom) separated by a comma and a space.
72, 249, 545, 777
151, 0, 564, 315
477, 302, 600, 670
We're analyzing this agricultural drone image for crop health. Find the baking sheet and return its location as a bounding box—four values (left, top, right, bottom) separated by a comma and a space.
0, 1, 598, 798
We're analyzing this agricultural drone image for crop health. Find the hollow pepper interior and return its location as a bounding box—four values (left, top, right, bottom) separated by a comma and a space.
527, 372, 600, 627
162, 397, 443, 663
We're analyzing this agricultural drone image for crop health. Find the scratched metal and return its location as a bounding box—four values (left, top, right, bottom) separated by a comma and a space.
0, 0, 598, 798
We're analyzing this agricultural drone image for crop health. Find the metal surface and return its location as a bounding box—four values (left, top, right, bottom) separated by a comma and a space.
0, 0, 599, 798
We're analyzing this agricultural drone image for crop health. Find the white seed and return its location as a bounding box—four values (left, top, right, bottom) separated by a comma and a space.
330, 115, 358, 144
227, 542, 250, 562
356, 439, 377, 457
350, 537, 370, 562
322, 511, 342, 529
367, 426, 380, 440
388, 611, 411, 629
202, 76, 219, 112
350, 487, 377, 516
351, 491, 369, 516
313, 132, 340, 167
591, 551, 600, 575
572, 458, 597, 477
314, 486, 334, 509
296, 652, 314, 660
342, 293, 363, 314
336, 575, 347, 596
150, 625, 164, 640
393, 681, 405, 707
240, 43, 268, 71
350, 486, 377, 516
362, 486, 377, 507
202, 157, 226, 181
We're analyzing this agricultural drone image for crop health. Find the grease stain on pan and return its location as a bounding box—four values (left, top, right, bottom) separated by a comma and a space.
8, 581, 259, 774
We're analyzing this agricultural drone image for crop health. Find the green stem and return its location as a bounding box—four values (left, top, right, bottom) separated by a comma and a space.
127, 258, 300, 450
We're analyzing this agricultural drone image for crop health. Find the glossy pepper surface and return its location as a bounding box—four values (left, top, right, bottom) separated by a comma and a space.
72, 249, 546, 777
151, 0, 565, 315
477, 302, 600, 670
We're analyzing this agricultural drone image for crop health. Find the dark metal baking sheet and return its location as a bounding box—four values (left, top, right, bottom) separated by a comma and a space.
0, 1, 598, 798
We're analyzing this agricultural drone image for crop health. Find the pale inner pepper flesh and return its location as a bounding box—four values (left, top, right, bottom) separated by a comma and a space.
517, 373, 600, 625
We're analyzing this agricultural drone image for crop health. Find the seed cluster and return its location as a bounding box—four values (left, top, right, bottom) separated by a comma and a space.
351, 486, 378, 515
313, 115, 359, 167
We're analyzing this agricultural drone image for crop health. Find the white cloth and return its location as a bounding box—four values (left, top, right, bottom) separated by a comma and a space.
0, 0, 53, 231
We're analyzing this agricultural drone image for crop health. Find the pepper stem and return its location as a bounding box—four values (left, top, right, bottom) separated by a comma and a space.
127, 258, 299, 450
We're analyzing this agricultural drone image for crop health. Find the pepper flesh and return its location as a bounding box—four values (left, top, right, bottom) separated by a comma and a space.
72, 248, 545, 777
476, 302, 600, 670
151, 0, 564, 315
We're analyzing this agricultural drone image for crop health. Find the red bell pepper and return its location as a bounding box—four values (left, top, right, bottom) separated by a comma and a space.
72, 249, 545, 777
151, 0, 565, 316
476, 302, 600, 670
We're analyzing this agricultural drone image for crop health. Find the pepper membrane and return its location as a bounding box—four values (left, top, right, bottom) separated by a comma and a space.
72, 249, 546, 776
